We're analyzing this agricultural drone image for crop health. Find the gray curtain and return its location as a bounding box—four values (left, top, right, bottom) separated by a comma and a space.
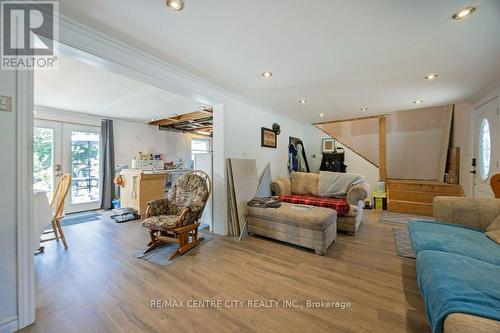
100, 119, 115, 209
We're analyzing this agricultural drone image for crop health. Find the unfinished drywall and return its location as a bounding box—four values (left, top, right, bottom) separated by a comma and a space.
452, 102, 473, 196
303, 125, 379, 199
315, 117, 379, 166
387, 105, 453, 180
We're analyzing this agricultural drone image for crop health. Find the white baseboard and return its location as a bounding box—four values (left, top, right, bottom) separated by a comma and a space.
0, 317, 18, 333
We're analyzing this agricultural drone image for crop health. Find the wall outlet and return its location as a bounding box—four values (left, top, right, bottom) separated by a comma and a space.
0, 95, 12, 112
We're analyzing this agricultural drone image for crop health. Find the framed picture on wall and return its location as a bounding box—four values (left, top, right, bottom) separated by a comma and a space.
322, 138, 335, 152
261, 127, 277, 148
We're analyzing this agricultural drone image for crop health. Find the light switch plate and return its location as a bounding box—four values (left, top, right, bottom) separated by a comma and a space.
0, 95, 12, 112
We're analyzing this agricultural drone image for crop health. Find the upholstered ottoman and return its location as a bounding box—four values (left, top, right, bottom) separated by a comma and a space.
246, 203, 337, 255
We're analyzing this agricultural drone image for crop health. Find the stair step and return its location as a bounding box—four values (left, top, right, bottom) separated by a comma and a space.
388, 181, 464, 196
388, 190, 463, 203
387, 200, 434, 216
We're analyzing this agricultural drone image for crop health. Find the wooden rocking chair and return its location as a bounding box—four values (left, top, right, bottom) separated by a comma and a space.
41, 174, 71, 249
142, 170, 211, 260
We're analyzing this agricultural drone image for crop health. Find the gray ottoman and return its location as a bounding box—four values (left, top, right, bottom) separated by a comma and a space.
246, 203, 337, 255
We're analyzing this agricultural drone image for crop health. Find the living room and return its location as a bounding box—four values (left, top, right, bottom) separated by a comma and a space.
0, 1, 499, 333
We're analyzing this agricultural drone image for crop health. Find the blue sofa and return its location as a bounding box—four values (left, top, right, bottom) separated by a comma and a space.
408, 197, 500, 333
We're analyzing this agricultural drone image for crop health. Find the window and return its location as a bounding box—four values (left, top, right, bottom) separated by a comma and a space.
191, 138, 210, 162
479, 118, 491, 180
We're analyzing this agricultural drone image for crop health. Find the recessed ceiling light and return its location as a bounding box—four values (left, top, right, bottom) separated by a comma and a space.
262, 71, 273, 78
360, 107, 368, 111
299, 99, 307, 104
319, 113, 324, 117
425, 74, 439, 80
414, 100, 424, 104
452, 6, 476, 20
166, 0, 184, 11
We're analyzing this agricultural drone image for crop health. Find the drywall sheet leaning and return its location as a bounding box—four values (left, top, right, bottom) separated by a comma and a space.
226, 159, 239, 236
229, 159, 259, 233
255, 163, 272, 198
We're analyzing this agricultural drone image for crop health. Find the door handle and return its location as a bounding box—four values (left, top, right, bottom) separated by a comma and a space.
470, 170, 476, 174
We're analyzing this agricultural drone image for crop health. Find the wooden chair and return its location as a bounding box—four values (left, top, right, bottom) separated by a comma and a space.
41, 174, 71, 249
491, 174, 500, 198
142, 170, 211, 260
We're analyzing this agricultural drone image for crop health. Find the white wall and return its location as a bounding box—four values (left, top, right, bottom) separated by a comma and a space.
302, 125, 379, 201
0, 72, 19, 331
34, 107, 198, 169
223, 100, 304, 180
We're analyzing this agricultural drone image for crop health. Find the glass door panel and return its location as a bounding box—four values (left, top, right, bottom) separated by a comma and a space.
33, 127, 55, 195
33, 120, 62, 200
62, 124, 101, 213
70, 131, 100, 205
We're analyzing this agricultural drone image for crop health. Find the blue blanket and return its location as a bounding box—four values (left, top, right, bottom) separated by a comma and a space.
417, 250, 500, 333
408, 220, 500, 265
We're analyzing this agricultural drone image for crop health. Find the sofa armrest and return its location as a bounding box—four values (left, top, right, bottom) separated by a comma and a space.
347, 182, 370, 205
433, 197, 500, 231
271, 178, 291, 196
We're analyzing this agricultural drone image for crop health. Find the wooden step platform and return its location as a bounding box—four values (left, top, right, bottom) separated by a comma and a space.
387, 179, 464, 216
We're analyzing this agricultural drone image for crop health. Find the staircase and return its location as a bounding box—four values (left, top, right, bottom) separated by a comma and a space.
387, 179, 464, 216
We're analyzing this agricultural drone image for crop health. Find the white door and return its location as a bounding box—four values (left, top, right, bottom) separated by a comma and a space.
34, 120, 101, 213
472, 98, 499, 198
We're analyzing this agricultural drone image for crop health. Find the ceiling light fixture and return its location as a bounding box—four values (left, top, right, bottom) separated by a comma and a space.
299, 99, 307, 104
360, 107, 368, 111
197, 130, 211, 136
262, 71, 273, 78
319, 113, 324, 117
425, 74, 439, 80
413, 100, 424, 104
166, 0, 184, 11
451, 6, 476, 20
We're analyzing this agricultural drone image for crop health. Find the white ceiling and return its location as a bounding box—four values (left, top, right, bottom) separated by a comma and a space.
59, 0, 500, 122
35, 55, 206, 122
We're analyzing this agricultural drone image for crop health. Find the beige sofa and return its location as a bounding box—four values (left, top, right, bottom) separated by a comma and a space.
271, 172, 370, 235
433, 197, 500, 333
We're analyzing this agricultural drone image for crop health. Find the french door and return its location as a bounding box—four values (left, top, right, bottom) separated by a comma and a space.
34, 120, 101, 213
472, 98, 499, 198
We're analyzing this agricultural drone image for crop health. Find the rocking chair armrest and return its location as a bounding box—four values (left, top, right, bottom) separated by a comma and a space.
178, 207, 191, 220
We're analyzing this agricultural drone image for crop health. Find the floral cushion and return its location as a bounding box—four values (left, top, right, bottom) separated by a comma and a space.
145, 173, 210, 228
142, 215, 179, 231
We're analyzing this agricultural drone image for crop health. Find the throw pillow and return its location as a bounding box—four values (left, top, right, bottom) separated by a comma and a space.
486, 229, 500, 245
486, 215, 500, 232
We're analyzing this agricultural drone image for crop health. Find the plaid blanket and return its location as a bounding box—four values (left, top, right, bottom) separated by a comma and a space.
279, 194, 350, 216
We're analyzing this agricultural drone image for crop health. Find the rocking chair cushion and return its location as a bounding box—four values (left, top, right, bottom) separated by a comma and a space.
142, 215, 179, 232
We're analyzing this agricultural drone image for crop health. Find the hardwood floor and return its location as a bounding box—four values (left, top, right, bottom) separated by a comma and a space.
20, 210, 430, 333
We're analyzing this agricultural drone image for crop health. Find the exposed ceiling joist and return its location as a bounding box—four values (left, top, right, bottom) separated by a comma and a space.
151, 108, 213, 134
149, 108, 213, 126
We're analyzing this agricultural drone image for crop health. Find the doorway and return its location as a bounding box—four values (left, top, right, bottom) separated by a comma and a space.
34, 119, 101, 213
472, 98, 499, 198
